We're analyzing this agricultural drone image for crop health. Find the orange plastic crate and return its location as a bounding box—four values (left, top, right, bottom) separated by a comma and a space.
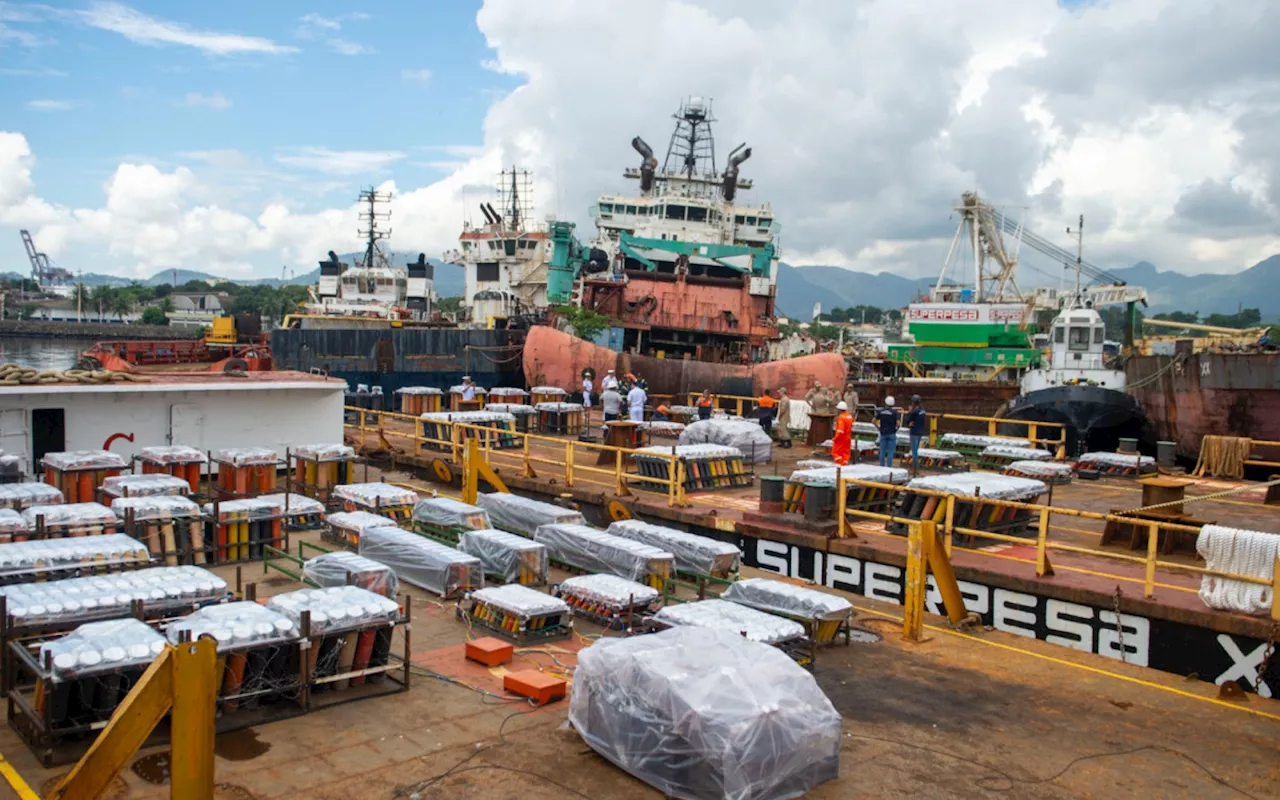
503, 670, 566, 705
465, 637, 514, 667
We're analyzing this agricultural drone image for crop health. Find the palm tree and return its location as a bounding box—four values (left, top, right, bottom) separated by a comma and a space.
109, 288, 135, 322
89, 285, 114, 322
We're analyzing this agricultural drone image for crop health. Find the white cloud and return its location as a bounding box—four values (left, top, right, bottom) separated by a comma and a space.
328, 38, 367, 56
275, 147, 405, 175
0, 20, 41, 47
179, 92, 231, 110
401, 68, 432, 83
0, 67, 69, 77
297, 13, 340, 32
295, 11, 370, 55
26, 99, 75, 111
81, 2, 297, 56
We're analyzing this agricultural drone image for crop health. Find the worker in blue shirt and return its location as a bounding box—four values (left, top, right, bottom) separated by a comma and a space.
876, 396, 899, 467
904, 394, 928, 474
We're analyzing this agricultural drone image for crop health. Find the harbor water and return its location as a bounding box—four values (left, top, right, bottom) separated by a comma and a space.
0, 337, 94, 371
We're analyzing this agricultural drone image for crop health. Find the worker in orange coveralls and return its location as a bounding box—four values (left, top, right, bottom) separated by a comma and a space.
831, 400, 853, 465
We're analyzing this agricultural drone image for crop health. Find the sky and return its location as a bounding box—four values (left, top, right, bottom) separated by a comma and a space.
0, 0, 1278, 282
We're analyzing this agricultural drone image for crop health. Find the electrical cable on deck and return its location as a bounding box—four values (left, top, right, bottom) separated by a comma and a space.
1192, 436, 1252, 479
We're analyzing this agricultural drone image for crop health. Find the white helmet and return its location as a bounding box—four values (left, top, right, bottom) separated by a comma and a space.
885, 396, 895, 407
836, 401, 848, 411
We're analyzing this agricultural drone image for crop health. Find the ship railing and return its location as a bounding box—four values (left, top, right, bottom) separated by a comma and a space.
344, 407, 689, 507
833, 475, 1280, 621
1245, 439, 1280, 470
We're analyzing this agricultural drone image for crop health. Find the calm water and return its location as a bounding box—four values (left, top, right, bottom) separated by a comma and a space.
0, 337, 97, 371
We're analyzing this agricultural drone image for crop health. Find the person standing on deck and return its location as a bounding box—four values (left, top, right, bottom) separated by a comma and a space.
601, 384, 622, 425
582, 373, 594, 413
843, 384, 859, 420
877, 396, 899, 467
776, 387, 793, 448
602, 369, 619, 392
755, 389, 777, 436
696, 390, 714, 421
627, 381, 647, 422
904, 394, 928, 474
460, 376, 476, 402
832, 401, 853, 465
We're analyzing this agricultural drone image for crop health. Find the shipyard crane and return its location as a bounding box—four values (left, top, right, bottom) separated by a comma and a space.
19, 229, 73, 289
934, 192, 1025, 304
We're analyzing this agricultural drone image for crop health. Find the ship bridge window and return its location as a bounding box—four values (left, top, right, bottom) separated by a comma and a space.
1094, 326, 1105, 344
746, 216, 758, 226
600, 203, 614, 214
625, 205, 637, 215
735, 215, 746, 225
1068, 327, 1090, 351
1053, 326, 1064, 344
686, 206, 707, 223
503, 239, 517, 256
759, 216, 772, 228
665, 205, 686, 220
476, 262, 500, 282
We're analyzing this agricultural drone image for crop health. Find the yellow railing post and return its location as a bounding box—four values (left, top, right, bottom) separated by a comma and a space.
929, 415, 939, 447
676, 459, 689, 506
413, 418, 423, 457
943, 494, 955, 557
1144, 522, 1160, 598
615, 448, 627, 496
565, 441, 575, 488
903, 520, 934, 642
987, 418, 997, 437
1028, 422, 1039, 447
1036, 507, 1053, 576
667, 454, 677, 507
1272, 556, 1280, 621
450, 422, 460, 464
836, 475, 847, 539
522, 433, 533, 478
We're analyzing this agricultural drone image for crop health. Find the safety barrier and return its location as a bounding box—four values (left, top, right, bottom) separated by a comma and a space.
1246, 439, 1280, 469
834, 475, 1280, 620
345, 407, 692, 507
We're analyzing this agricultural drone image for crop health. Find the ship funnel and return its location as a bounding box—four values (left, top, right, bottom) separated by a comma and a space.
722, 143, 751, 202
632, 136, 658, 193
479, 204, 496, 225
486, 202, 503, 226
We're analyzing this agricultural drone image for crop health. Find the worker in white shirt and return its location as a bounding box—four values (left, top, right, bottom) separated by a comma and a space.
627, 381, 647, 422
582, 373, 593, 411
602, 369, 619, 391
460, 376, 476, 402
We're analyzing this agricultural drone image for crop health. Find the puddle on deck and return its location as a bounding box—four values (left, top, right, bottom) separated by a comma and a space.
131, 728, 269, 786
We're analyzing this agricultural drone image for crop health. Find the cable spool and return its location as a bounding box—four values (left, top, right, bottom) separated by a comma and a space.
607, 498, 634, 522
430, 458, 454, 485
223, 358, 249, 373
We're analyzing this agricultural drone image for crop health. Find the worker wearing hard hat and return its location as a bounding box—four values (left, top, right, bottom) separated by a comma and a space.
877, 396, 899, 467
832, 401, 853, 465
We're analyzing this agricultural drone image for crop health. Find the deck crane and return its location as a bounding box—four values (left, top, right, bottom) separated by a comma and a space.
934, 191, 1026, 304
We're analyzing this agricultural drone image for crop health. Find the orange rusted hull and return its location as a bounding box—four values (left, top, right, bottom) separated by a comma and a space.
522, 326, 847, 397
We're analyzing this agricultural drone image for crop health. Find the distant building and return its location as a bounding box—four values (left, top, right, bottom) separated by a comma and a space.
166, 291, 232, 327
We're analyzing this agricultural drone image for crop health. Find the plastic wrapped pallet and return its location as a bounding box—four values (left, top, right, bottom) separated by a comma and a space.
215, 447, 278, 466
939, 433, 1031, 450
412, 497, 490, 530
255, 493, 326, 528
325, 510, 398, 548
101, 474, 190, 499
907, 473, 1047, 502
534, 523, 674, 585
1005, 461, 1073, 482
0, 533, 150, 579
652, 599, 806, 644
1077, 452, 1156, 469
467, 584, 568, 619
420, 410, 515, 424
41, 450, 129, 471
487, 387, 528, 399
678, 419, 772, 464
788, 464, 909, 486
796, 459, 835, 470
570, 627, 841, 800
358, 525, 483, 597
485, 403, 536, 414
607, 519, 740, 577
41, 617, 167, 679
397, 386, 443, 395
722, 578, 852, 624
476, 493, 583, 537
0, 566, 229, 627
457, 529, 549, 585
110, 495, 200, 521
303, 551, 399, 598
557, 574, 661, 610
981, 445, 1051, 461
0, 508, 28, 543
165, 601, 298, 651
333, 482, 418, 512
449, 384, 488, 395
23, 502, 120, 535
0, 454, 23, 484
138, 446, 207, 465
638, 420, 686, 438
0, 482, 61, 511
293, 444, 356, 462
267, 585, 401, 634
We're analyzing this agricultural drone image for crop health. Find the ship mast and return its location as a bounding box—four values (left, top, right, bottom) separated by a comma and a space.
358, 187, 392, 269
663, 97, 717, 179
1066, 214, 1084, 307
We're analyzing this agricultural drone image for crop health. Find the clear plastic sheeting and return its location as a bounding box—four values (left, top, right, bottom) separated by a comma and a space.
0, 508, 27, 539
293, 444, 356, 462
457, 529, 548, 584
101, 474, 190, 498
327, 510, 397, 535
607, 520, 740, 576
467, 584, 568, 619
570, 627, 841, 800
487, 387, 528, 398
303, 551, 399, 598
485, 403, 536, 415
214, 448, 278, 466
138, 446, 207, 465
412, 497, 490, 530
678, 420, 772, 464
332, 482, 417, 509
110, 496, 201, 521
534, 523, 674, 583
41, 618, 167, 680
449, 384, 488, 394
853, 422, 879, 437
267, 585, 401, 635
652, 600, 806, 644
203, 497, 283, 521
722, 578, 852, 623
358, 526, 483, 596
915, 447, 963, 461
907, 473, 1047, 501
982, 445, 1051, 461
1196, 525, 1279, 614
23, 502, 120, 530
638, 421, 686, 436
530, 386, 567, 396
0, 483, 63, 510
255, 493, 325, 517
939, 433, 1031, 449
165, 601, 298, 652
1077, 452, 1156, 469
558, 574, 660, 608
534, 402, 583, 413
420, 410, 515, 424
796, 459, 835, 470
41, 450, 129, 471
1005, 461, 1074, 480
0, 534, 150, 578
396, 386, 443, 395
788, 464, 909, 486
0, 566, 229, 627
477, 493, 583, 536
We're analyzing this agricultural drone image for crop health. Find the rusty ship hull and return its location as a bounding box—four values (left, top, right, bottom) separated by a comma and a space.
1126, 349, 1280, 458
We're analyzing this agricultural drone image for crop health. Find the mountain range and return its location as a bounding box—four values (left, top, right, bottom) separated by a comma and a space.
776, 254, 1280, 321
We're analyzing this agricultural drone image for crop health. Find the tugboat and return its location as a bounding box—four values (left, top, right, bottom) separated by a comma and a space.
1003, 219, 1146, 454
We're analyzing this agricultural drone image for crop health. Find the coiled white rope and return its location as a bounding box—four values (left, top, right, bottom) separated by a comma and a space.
1196, 525, 1278, 614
